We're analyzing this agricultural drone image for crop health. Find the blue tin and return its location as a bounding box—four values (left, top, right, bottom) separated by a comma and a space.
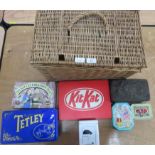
1, 109, 58, 144
112, 102, 134, 131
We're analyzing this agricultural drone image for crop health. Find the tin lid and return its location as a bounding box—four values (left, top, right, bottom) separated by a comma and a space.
1, 108, 58, 144
131, 103, 153, 120
112, 102, 134, 131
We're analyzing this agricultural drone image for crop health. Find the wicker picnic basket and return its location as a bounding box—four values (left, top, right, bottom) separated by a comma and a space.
31, 10, 146, 81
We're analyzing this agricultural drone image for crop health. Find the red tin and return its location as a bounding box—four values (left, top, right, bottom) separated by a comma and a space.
58, 80, 112, 120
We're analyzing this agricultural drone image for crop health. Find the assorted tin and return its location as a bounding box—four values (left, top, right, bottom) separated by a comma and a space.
12, 82, 56, 108
0, 79, 153, 144
1, 109, 58, 144
112, 102, 134, 131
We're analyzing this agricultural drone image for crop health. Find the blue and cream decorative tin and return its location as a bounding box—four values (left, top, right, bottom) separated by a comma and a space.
112, 102, 134, 131
12, 82, 56, 108
1, 109, 58, 144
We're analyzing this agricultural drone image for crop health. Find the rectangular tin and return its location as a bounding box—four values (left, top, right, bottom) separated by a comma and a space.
12, 82, 56, 108
58, 80, 112, 120
1, 109, 58, 144
131, 103, 153, 120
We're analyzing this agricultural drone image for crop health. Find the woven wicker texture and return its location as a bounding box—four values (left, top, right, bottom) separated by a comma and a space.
31, 10, 146, 80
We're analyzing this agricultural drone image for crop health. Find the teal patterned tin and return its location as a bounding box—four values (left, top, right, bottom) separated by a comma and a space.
112, 102, 134, 131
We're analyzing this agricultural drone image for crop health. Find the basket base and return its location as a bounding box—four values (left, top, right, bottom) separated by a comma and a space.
32, 65, 138, 81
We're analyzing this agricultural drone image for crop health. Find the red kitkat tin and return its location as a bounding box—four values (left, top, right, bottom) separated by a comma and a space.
58, 80, 112, 120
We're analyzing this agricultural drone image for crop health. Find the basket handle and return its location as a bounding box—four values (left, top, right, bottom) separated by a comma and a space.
68, 12, 106, 30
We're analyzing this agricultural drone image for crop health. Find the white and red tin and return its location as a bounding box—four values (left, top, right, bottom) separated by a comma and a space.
58, 80, 112, 120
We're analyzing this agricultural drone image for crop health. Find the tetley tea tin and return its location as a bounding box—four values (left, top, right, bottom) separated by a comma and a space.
1, 109, 58, 144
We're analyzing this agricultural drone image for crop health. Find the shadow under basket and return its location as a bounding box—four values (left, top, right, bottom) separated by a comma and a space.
31, 11, 147, 81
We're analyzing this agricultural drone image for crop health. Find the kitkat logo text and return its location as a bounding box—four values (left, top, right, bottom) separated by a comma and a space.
64, 88, 104, 111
